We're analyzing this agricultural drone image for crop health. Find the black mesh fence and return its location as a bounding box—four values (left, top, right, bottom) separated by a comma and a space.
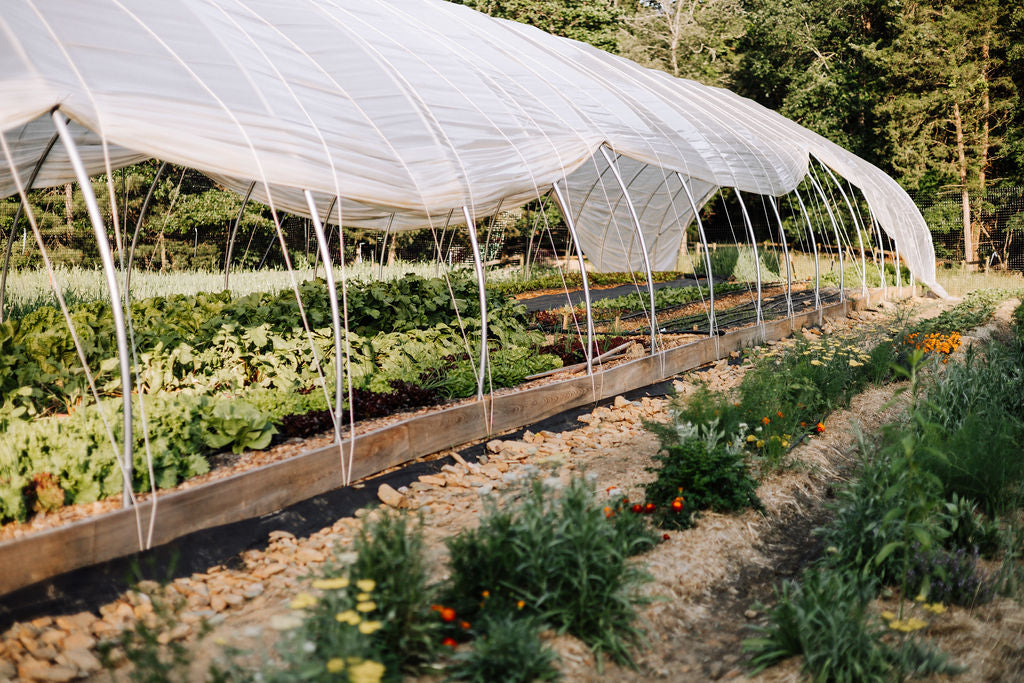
912, 186, 1024, 270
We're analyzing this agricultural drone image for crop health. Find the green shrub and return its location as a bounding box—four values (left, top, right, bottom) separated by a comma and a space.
915, 343, 1024, 516
644, 419, 760, 530
344, 512, 441, 674
443, 476, 657, 667
448, 614, 560, 683
744, 567, 957, 682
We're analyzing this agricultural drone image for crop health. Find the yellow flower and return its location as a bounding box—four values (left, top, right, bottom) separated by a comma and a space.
746, 435, 757, 443
923, 603, 947, 614
848, 360, 863, 367
810, 359, 823, 366
356, 592, 372, 601
348, 659, 386, 683
358, 620, 383, 634
356, 579, 376, 592
326, 658, 345, 673
312, 577, 350, 590
289, 592, 317, 610
335, 610, 361, 625
756, 440, 765, 448
889, 617, 928, 632
781, 440, 789, 448
356, 601, 377, 612
880, 610, 896, 621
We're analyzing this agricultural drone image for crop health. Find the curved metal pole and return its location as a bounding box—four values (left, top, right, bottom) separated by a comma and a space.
312, 195, 338, 279
807, 173, 844, 301
551, 180, 594, 374
462, 207, 488, 400
820, 164, 868, 299
678, 173, 717, 336
767, 196, 794, 317
304, 190, 345, 429
378, 212, 395, 280
793, 188, 821, 310
0, 131, 59, 323
124, 161, 168, 296
53, 111, 134, 507
894, 241, 903, 297
224, 180, 256, 290
871, 209, 887, 299
601, 147, 658, 353
733, 190, 763, 326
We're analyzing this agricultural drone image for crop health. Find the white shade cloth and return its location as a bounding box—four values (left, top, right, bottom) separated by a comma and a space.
0, 0, 943, 294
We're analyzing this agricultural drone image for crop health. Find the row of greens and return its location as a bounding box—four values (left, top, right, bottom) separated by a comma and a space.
0, 274, 570, 523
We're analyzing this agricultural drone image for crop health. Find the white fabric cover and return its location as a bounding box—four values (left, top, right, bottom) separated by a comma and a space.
0, 0, 943, 294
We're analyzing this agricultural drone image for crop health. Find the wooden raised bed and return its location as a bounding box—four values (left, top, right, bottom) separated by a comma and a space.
0, 294, 878, 596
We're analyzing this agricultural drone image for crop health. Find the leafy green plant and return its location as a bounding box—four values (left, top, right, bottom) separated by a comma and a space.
266, 577, 388, 682
744, 567, 957, 682
344, 511, 441, 674
448, 614, 560, 683
443, 475, 657, 667
202, 401, 277, 454
644, 418, 760, 529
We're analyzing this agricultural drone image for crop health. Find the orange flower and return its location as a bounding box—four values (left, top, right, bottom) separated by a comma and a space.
662, 533, 671, 541
442, 636, 458, 648
460, 620, 471, 630
517, 600, 525, 610
671, 497, 684, 512
644, 502, 656, 514
762, 416, 771, 425
776, 410, 784, 418
440, 607, 456, 623
631, 503, 643, 514
603, 506, 614, 518
800, 421, 807, 428
816, 422, 825, 434
481, 590, 490, 599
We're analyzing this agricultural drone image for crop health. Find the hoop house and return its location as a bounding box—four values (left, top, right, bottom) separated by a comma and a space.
0, 0, 942, 542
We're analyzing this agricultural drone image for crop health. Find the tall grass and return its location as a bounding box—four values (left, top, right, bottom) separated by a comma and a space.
0, 260, 525, 320
934, 264, 1024, 297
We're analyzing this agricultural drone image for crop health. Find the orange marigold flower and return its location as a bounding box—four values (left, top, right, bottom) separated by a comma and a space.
442, 636, 458, 648
800, 421, 807, 428
671, 498, 684, 512
816, 422, 825, 433
762, 416, 771, 425
517, 600, 525, 610
603, 506, 614, 518
440, 607, 457, 623
662, 533, 671, 541
644, 502, 656, 513
460, 620, 471, 630
777, 410, 784, 418
481, 591, 490, 599
631, 503, 643, 514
